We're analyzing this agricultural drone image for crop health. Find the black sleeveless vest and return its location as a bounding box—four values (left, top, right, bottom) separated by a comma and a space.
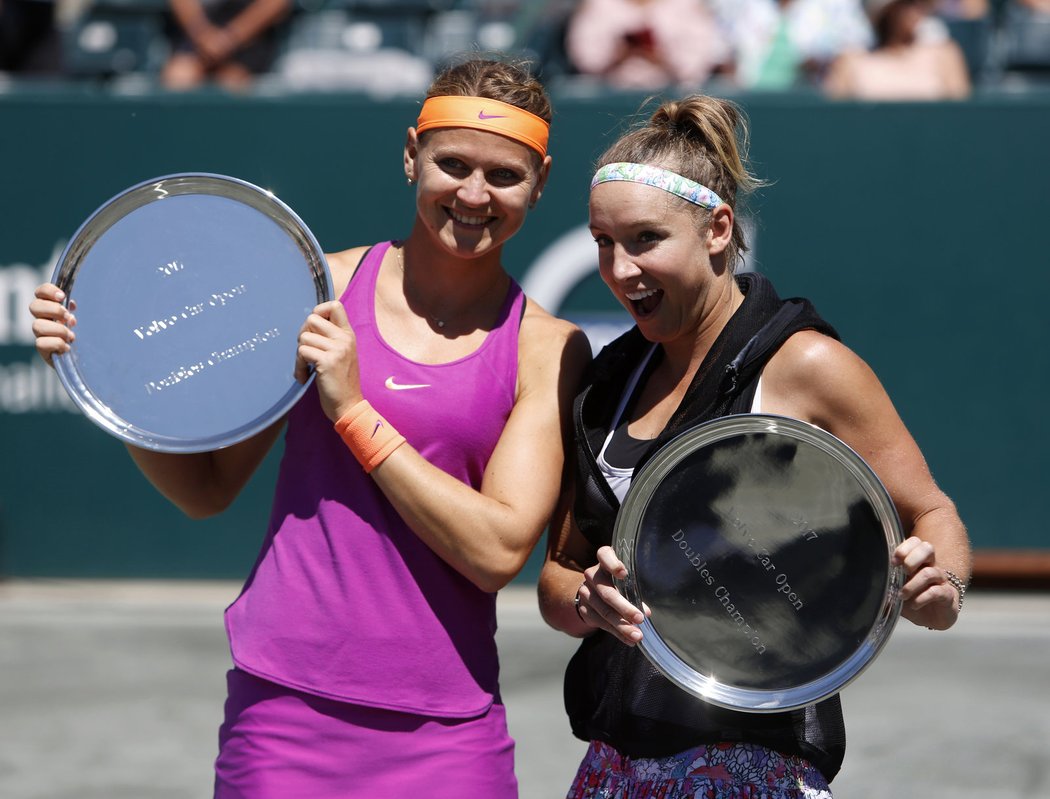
565, 272, 848, 781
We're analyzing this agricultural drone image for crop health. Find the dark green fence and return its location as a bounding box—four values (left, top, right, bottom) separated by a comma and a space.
1, 88, 1047, 580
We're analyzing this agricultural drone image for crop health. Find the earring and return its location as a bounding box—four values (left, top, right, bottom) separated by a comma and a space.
407, 177, 414, 186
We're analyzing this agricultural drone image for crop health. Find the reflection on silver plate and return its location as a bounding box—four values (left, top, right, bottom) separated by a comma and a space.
613, 414, 903, 713
52, 173, 332, 452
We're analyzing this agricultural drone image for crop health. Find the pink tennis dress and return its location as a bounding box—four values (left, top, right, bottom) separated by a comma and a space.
216, 241, 524, 797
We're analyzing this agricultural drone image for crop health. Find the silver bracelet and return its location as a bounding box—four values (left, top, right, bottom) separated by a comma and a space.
944, 570, 967, 611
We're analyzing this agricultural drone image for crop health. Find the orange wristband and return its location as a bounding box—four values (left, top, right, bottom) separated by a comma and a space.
334, 400, 406, 473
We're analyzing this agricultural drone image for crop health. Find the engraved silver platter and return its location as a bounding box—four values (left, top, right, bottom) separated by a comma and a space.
613, 414, 904, 712
51, 173, 332, 452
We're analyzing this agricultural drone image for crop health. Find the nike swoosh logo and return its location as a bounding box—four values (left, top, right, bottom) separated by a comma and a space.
385, 376, 431, 391
371, 420, 383, 438
478, 110, 507, 120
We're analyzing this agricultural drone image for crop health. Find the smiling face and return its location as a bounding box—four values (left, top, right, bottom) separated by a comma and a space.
405, 127, 551, 262
589, 180, 733, 345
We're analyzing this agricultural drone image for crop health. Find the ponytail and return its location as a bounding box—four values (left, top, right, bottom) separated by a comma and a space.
597, 95, 763, 271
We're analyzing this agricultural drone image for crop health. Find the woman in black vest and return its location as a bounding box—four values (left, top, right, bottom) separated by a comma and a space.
538, 94, 971, 798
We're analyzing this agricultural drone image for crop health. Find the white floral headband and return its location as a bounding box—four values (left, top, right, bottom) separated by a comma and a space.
590, 162, 725, 210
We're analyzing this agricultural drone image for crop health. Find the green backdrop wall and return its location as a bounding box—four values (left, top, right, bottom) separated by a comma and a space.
1, 88, 1047, 581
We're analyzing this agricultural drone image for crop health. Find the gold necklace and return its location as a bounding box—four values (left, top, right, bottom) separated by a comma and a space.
396, 243, 447, 329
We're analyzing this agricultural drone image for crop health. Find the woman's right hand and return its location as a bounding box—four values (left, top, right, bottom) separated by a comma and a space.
29, 283, 76, 368
295, 299, 363, 423
576, 545, 650, 645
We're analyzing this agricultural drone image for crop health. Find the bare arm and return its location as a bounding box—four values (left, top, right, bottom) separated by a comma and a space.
374, 318, 589, 592
763, 332, 972, 630
222, 0, 292, 52
169, 0, 290, 64
298, 297, 592, 593
169, 0, 211, 39
124, 420, 283, 518
537, 483, 592, 637
538, 481, 649, 645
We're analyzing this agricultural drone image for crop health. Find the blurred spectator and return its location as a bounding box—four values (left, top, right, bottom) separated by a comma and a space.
0, 0, 61, 73
824, 0, 971, 98
564, 0, 730, 90
708, 0, 874, 89
162, 0, 291, 90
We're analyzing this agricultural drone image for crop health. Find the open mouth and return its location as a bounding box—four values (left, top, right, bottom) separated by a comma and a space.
447, 208, 494, 229
626, 288, 663, 317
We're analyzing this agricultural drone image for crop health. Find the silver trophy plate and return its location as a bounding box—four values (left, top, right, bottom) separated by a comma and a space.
613, 414, 904, 712
51, 173, 332, 452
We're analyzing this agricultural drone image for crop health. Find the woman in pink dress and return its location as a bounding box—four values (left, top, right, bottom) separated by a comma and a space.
30, 56, 590, 798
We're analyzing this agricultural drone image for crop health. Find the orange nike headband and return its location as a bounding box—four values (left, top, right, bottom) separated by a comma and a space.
416, 96, 550, 158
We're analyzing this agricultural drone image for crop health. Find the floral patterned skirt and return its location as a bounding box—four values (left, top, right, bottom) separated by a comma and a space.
567, 740, 834, 799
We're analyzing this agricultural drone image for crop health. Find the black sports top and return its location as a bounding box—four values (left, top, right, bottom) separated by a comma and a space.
564, 272, 849, 781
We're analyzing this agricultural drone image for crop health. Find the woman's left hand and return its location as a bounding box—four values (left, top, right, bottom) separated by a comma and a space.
892, 536, 962, 630
295, 300, 363, 422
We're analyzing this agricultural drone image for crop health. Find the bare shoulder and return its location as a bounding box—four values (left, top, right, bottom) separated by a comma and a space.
521, 298, 585, 343
325, 246, 372, 297
517, 298, 592, 394
762, 330, 887, 427
768, 329, 862, 378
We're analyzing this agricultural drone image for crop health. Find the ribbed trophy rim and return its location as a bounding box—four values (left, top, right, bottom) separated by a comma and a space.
51, 173, 332, 452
